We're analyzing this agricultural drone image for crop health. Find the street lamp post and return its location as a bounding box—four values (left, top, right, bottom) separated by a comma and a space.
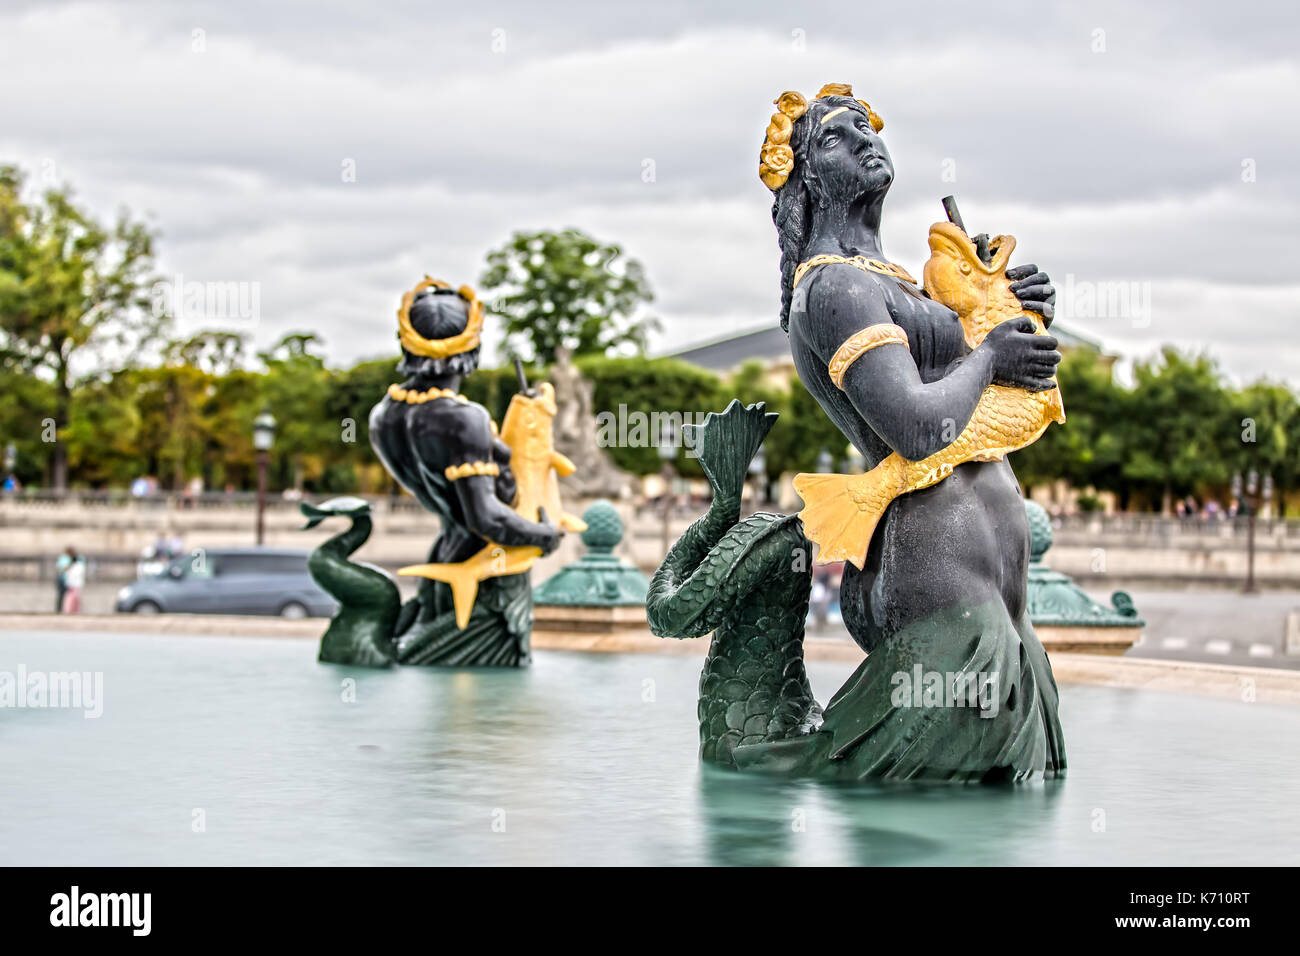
1238, 469, 1272, 595
253, 409, 276, 546
1244, 470, 1257, 594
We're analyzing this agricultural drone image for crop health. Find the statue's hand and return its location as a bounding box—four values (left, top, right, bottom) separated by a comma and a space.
534, 507, 563, 556
1007, 263, 1056, 327
494, 469, 517, 507
981, 317, 1061, 391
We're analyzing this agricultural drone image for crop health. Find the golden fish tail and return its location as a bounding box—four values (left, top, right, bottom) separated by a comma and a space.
400, 544, 542, 630
1048, 382, 1065, 423
398, 561, 483, 630
549, 451, 576, 477
794, 456, 906, 571
559, 512, 588, 533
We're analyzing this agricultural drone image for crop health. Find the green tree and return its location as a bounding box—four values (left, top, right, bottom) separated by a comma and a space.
61, 371, 141, 489
576, 355, 724, 475
0, 164, 166, 489
204, 367, 262, 491
0, 367, 58, 487
324, 356, 400, 493
1122, 348, 1236, 511
1233, 381, 1300, 516
1011, 350, 1128, 498
126, 363, 214, 490
479, 228, 659, 364
257, 332, 332, 491
166, 329, 248, 376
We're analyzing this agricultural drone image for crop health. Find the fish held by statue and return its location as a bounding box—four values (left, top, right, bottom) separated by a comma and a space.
498, 382, 588, 534
794, 220, 1066, 570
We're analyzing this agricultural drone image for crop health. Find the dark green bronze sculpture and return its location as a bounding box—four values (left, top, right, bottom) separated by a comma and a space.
646, 403, 821, 768
305, 278, 579, 668
533, 501, 650, 607
1025, 500, 1144, 631
648, 83, 1067, 781
302, 496, 399, 667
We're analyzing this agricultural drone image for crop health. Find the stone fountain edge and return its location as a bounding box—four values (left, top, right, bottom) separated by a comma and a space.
0, 613, 1294, 707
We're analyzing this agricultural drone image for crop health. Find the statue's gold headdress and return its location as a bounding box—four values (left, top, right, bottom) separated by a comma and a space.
759, 82, 884, 191
396, 277, 485, 358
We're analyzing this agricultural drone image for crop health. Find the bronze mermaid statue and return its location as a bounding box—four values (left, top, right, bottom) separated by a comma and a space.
307, 279, 569, 668
648, 84, 1066, 781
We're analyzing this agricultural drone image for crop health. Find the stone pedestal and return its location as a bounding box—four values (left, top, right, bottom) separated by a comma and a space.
533, 500, 652, 639
1035, 624, 1143, 656
1026, 500, 1144, 656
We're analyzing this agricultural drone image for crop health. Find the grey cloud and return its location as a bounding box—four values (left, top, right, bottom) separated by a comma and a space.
1, 0, 1296, 382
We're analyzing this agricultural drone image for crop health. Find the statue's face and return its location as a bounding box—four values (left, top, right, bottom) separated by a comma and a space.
806, 106, 893, 204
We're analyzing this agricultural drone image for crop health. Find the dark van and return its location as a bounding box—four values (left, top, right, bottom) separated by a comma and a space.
115, 548, 337, 618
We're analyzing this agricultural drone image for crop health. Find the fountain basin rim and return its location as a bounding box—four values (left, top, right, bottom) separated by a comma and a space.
1, 613, 1295, 707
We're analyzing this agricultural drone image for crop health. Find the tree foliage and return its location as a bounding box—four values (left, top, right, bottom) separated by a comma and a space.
2, 162, 1296, 513
479, 228, 658, 364
1012, 347, 1300, 512
0, 164, 166, 488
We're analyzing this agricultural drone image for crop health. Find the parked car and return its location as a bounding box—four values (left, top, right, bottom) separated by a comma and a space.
135, 545, 168, 581
115, 548, 338, 617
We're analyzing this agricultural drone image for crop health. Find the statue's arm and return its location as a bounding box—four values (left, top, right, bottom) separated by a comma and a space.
453, 476, 561, 554
413, 407, 560, 553
801, 269, 1055, 461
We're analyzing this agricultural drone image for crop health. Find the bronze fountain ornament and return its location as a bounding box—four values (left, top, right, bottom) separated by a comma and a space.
648, 83, 1067, 781
302, 278, 583, 668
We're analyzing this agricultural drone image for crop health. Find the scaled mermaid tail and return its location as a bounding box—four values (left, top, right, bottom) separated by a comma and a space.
648, 401, 1066, 781
394, 572, 533, 667
732, 599, 1067, 782
647, 401, 821, 767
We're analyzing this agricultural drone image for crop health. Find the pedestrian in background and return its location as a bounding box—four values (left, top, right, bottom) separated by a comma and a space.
54, 548, 71, 612
60, 548, 85, 614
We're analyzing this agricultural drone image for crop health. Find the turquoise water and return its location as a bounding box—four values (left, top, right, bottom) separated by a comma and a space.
1, 630, 1297, 865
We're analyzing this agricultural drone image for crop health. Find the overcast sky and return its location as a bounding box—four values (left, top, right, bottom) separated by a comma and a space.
2, 0, 1296, 385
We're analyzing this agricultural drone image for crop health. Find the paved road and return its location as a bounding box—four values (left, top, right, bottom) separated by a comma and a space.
1107, 588, 1300, 671
5, 582, 1299, 670
806, 587, 1300, 671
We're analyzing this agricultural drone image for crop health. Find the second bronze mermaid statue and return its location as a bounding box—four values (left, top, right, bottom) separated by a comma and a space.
305, 279, 576, 668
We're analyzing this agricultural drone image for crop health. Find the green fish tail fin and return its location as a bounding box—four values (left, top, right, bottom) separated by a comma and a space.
687, 400, 777, 505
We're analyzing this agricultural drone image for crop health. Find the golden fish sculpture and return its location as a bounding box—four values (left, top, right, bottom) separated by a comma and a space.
794, 222, 1066, 569
400, 382, 588, 629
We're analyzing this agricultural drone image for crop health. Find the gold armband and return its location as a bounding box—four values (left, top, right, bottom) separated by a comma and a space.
444, 461, 500, 481
828, 324, 910, 389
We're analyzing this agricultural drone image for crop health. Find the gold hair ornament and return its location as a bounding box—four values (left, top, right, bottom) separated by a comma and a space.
397, 277, 485, 358
759, 83, 884, 191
